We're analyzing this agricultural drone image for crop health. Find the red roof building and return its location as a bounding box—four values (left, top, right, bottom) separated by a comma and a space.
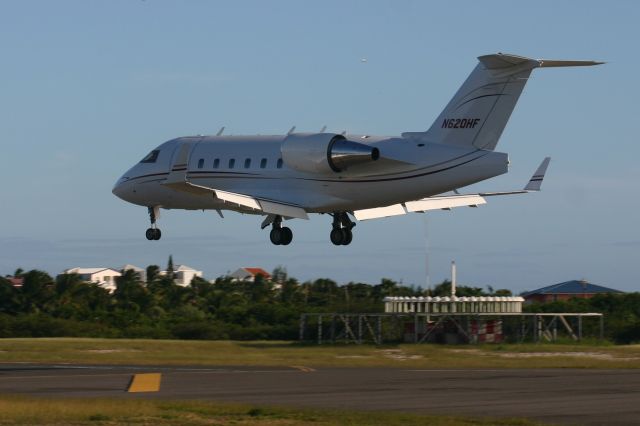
229, 267, 272, 282
7, 277, 24, 288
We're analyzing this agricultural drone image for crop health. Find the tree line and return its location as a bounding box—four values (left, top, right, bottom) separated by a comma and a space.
0, 266, 638, 343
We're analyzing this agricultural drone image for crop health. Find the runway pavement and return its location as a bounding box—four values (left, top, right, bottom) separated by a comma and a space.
0, 363, 638, 425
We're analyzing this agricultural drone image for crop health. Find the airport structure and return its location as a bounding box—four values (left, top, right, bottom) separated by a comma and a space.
383, 295, 524, 314
522, 279, 623, 303
300, 262, 604, 345
300, 308, 604, 345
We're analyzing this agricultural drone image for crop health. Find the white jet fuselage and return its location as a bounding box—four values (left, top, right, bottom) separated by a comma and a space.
113, 134, 508, 214
111, 53, 600, 245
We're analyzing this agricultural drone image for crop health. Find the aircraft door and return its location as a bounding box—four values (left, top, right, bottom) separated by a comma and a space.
165, 137, 202, 184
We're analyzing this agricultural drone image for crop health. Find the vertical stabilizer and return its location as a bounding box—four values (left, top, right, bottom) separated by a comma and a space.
406, 53, 602, 151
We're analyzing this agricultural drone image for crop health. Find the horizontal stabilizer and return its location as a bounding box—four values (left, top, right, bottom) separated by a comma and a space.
478, 53, 603, 72
538, 59, 605, 68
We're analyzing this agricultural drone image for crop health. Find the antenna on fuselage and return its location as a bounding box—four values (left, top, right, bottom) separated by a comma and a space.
320, 125, 327, 132
341, 130, 347, 136
287, 126, 296, 135
216, 126, 225, 136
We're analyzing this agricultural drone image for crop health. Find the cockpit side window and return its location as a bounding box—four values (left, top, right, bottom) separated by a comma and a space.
140, 150, 160, 164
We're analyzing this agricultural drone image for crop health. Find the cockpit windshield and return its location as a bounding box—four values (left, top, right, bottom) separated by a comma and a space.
140, 150, 160, 163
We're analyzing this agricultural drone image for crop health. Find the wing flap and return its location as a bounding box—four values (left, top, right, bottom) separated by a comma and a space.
164, 181, 309, 219
353, 195, 487, 221
405, 195, 486, 212
353, 204, 406, 221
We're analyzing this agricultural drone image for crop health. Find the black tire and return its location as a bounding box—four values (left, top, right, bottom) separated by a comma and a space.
270, 228, 282, 245
341, 228, 353, 245
153, 228, 162, 240
330, 228, 344, 245
280, 227, 293, 245
146, 228, 155, 240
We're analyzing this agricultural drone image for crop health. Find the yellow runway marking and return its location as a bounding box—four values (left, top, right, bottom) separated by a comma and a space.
290, 365, 316, 373
127, 373, 161, 393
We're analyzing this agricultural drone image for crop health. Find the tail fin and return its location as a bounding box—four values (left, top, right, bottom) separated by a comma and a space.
405, 53, 602, 151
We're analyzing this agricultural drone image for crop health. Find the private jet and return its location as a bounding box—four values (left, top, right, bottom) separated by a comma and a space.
112, 53, 601, 246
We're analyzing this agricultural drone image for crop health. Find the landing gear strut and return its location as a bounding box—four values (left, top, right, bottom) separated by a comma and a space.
145, 206, 161, 241
268, 215, 293, 246
330, 212, 354, 246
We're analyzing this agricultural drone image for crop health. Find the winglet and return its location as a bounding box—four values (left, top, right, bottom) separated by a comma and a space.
524, 157, 551, 191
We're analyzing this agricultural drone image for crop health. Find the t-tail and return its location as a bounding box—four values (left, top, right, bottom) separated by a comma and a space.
403, 53, 603, 151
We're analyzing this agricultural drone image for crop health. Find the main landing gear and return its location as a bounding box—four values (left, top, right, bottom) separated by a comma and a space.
145, 206, 161, 241
268, 215, 293, 246
330, 212, 354, 246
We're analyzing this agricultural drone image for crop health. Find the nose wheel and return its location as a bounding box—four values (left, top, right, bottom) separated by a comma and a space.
330, 212, 354, 245
146, 207, 162, 241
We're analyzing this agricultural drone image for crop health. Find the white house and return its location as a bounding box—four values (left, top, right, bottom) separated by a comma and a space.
63, 267, 122, 293
160, 264, 203, 287
121, 264, 147, 282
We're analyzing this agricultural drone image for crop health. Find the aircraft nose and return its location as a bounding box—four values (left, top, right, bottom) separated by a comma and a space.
112, 176, 130, 200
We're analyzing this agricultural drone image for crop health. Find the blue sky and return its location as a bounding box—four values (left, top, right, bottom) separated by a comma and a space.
1, 0, 638, 293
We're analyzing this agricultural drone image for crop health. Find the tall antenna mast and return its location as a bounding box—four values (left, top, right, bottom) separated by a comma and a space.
451, 260, 457, 297
423, 215, 430, 295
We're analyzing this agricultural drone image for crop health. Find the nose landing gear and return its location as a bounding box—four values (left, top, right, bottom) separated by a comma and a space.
146, 206, 162, 241
330, 212, 354, 245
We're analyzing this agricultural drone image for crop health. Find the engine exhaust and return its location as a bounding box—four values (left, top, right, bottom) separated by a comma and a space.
328, 139, 380, 172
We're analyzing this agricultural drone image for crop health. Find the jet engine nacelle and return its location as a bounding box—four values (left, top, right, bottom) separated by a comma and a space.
281, 133, 380, 174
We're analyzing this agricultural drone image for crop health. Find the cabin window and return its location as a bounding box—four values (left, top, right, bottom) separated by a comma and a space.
260, 158, 267, 169
228, 159, 235, 169
213, 158, 220, 168
244, 158, 251, 169
140, 150, 159, 164
197, 158, 204, 169
277, 158, 283, 169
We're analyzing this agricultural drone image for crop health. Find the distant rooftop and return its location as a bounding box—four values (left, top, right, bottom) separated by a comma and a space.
522, 280, 623, 296
243, 267, 271, 278
64, 267, 119, 275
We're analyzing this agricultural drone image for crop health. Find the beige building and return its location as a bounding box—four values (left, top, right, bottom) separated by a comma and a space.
62, 267, 122, 293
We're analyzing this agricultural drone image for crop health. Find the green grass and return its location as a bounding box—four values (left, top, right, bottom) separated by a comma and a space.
0, 338, 639, 368
0, 396, 544, 425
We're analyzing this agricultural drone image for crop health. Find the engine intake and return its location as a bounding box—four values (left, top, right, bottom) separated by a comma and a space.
281, 133, 380, 174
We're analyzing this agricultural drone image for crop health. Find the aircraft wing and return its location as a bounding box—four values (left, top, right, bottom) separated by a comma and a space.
163, 181, 309, 220
354, 157, 550, 221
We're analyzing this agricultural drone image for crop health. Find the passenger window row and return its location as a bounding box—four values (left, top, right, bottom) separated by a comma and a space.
196, 158, 283, 170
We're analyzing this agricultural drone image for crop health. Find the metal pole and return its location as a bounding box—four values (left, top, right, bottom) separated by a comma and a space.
358, 314, 363, 344
600, 315, 604, 341
377, 315, 382, 345
299, 314, 306, 341
414, 314, 419, 343
318, 315, 322, 345
330, 315, 336, 343
578, 315, 583, 342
